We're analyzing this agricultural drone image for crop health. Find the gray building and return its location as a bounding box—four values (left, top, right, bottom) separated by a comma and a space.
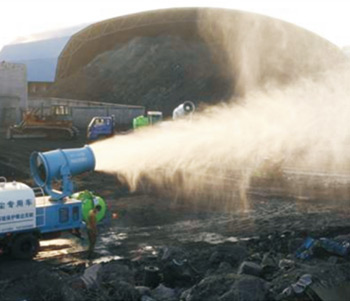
0, 61, 27, 126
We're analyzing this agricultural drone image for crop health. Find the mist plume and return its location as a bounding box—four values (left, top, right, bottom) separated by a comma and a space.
91, 64, 350, 207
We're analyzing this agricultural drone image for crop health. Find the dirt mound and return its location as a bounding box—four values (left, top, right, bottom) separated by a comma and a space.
48, 36, 231, 116
50, 8, 347, 116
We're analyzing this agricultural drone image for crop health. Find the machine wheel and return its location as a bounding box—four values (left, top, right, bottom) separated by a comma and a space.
11, 234, 39, 259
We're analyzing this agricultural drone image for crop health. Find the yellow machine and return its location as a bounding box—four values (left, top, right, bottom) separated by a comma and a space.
6, 105, 79, 139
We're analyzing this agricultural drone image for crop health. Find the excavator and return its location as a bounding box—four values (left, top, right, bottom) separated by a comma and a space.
6, 105, 79, 140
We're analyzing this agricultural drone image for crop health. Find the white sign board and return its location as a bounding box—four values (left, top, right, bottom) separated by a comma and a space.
0, 182, 36, 234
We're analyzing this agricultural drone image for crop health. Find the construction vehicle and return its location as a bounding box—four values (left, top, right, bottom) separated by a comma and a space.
0, 146, 107, 259
133, 111, 163, 130
87, 115, 115, 140
6, 105, 79, 140
172, 101, 195, 120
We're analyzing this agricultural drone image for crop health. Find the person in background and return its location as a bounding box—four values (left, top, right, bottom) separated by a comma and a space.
87, 204, 101, 259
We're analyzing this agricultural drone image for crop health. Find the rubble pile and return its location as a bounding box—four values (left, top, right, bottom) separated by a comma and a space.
3, 232, 349, 301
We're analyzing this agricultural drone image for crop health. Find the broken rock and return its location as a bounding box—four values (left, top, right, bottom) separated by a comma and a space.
219, 275, 268, 301
238, 261, 263, 277
152, 283, 177, 301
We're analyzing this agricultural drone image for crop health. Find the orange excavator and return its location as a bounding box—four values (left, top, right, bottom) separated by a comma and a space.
6, 105, 79, 140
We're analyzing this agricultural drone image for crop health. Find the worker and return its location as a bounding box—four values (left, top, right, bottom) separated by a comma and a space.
87, 204, 101, 259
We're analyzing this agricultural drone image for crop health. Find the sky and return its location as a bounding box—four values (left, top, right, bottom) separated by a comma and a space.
0, 0, 350, 52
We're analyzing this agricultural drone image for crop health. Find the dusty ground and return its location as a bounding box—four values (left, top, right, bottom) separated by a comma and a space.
1, 132, 350, 300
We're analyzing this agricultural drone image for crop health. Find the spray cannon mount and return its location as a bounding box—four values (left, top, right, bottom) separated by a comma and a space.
172, 101, 195, 120
30, 146, 95, 201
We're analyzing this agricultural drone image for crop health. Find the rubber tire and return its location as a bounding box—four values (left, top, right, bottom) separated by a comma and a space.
11, 234, 39, 259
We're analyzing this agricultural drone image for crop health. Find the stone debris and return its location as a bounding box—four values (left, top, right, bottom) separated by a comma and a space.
1, 231, 350, 301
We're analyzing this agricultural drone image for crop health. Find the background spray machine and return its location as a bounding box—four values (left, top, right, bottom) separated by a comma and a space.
0, 146, 106, 259
172, 101, 195, 120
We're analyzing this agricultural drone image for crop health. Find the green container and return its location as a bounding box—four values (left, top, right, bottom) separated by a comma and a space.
133, 115, 149, 129
72, 190, 107, 223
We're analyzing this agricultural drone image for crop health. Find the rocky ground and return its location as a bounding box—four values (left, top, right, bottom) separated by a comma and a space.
1, 134, 350, 301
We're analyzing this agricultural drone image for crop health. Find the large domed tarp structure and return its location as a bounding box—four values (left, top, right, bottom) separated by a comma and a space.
50, 8, 347, 115
0, 24, 87, 82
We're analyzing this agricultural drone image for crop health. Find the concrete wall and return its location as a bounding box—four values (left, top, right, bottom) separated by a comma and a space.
29, 97, 145, 129
0, 62, 27, 126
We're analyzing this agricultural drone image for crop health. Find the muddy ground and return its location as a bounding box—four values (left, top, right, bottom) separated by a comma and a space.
1, 132, 350, 300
